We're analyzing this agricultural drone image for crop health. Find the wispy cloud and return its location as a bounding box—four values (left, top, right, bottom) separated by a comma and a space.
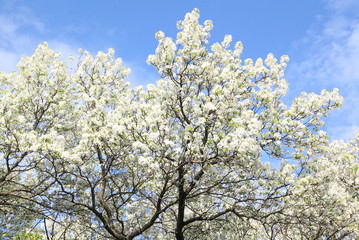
0, 1, 78, 72
287, 0, 359, 140
0, 15, 32, 71
326, 0, 359, 13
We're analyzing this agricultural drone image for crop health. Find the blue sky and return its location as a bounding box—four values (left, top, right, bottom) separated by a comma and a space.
0, 0, 358, 141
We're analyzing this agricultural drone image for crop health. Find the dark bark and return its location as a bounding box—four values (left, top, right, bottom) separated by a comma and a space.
175, 165, 186, 240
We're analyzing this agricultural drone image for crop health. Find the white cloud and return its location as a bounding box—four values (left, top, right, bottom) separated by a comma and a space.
0, 10, 37, 71
287, 0, 359, 141
296, 21, 359, 84
0, 49, 19, 72
325, 0, 359, 13
0, 3, 79, 72
124, 61, 159, 87
0, 2, 153, 89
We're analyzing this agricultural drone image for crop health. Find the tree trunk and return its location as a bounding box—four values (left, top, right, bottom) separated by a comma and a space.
175, 165, 186, 240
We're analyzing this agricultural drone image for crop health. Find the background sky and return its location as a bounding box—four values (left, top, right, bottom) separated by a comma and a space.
0, 0, 358, 141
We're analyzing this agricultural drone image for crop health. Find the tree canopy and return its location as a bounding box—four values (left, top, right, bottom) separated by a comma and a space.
0, 9, 358, 240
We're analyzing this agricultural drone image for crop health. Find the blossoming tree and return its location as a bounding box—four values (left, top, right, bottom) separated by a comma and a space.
0, 9, 358, 240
